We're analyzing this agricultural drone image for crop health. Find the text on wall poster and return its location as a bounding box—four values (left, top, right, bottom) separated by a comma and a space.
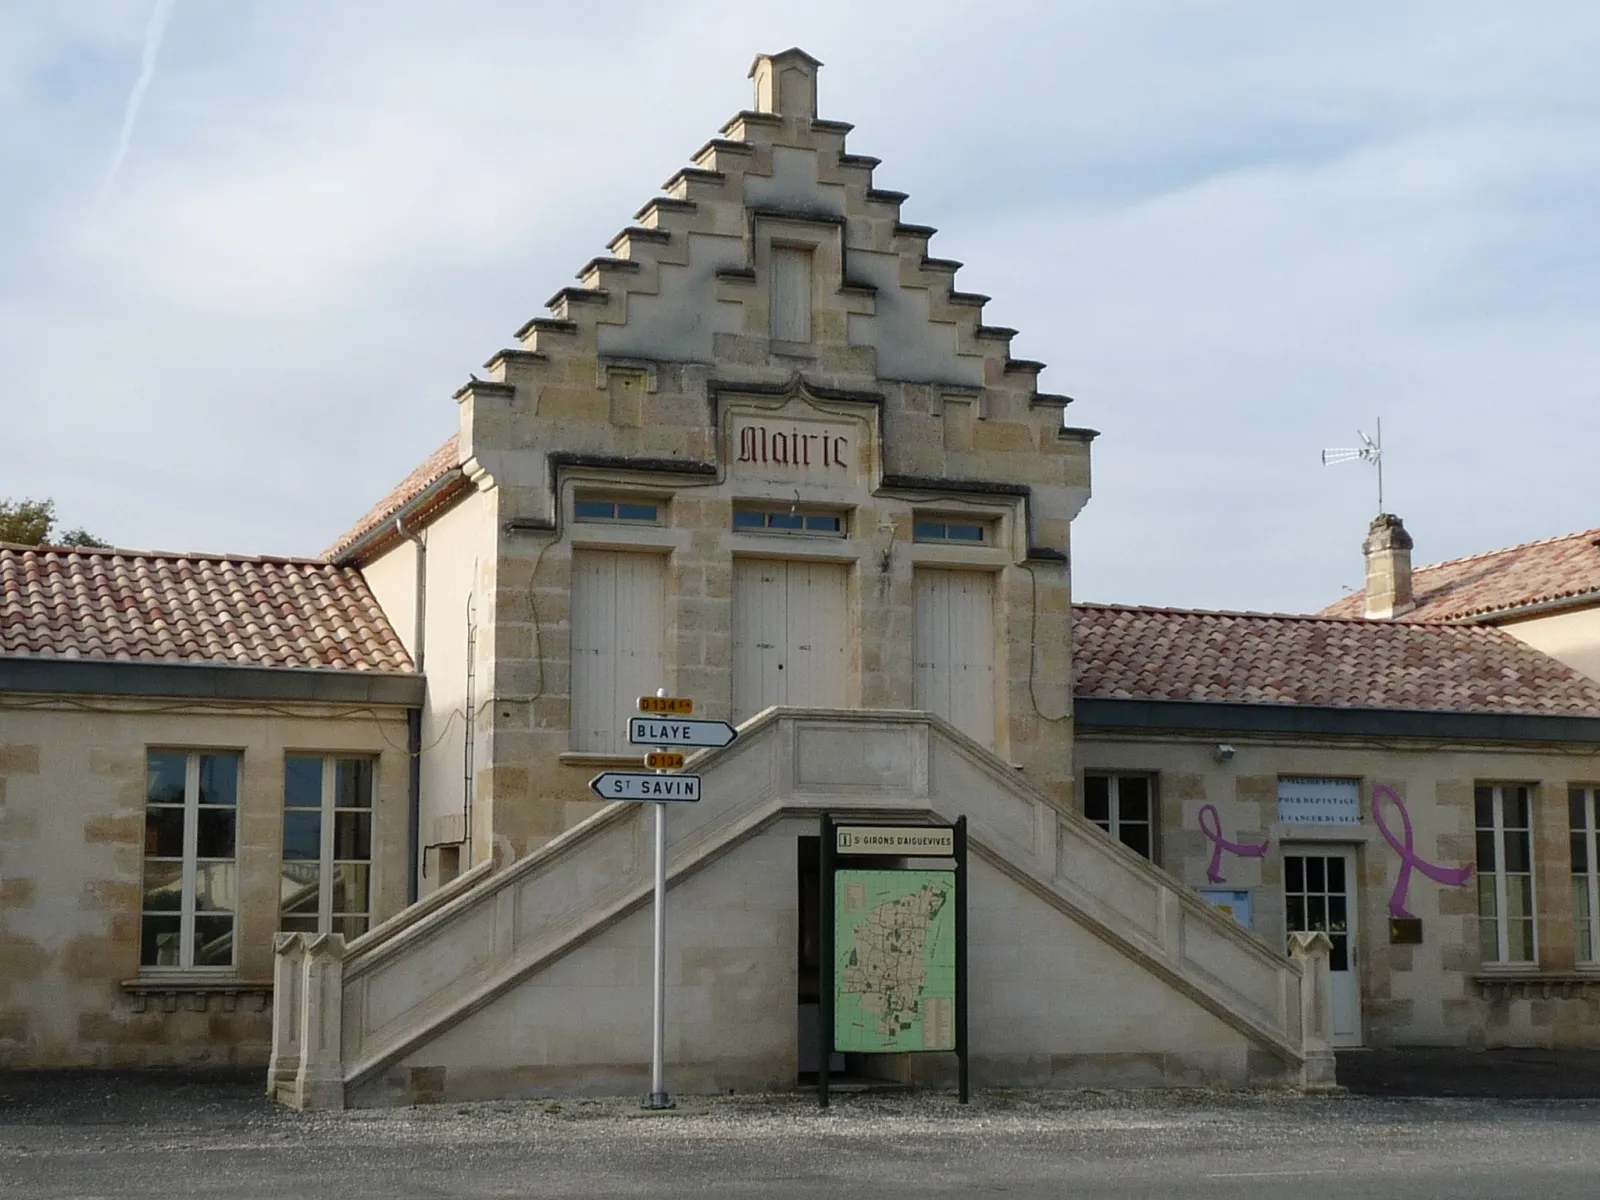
730, 416, 854, 476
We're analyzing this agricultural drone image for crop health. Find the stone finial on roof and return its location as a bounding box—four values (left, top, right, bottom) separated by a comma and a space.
1363, 513, 1415, 620
750, 48, 821, 120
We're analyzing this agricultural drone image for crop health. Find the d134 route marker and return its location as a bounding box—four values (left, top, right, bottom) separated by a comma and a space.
627, 717, 738, 749
588, 771, 701, 802
638, 695, 693, 715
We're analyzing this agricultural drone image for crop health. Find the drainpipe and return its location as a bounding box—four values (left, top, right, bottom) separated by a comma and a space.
396, 516, 426, 904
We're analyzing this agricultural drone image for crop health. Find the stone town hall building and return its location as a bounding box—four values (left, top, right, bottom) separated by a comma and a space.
3, 51, 1599, 1105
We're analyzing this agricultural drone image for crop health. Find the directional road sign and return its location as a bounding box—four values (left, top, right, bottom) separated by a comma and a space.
628, 717, 738, 749
589, 771, 702, 802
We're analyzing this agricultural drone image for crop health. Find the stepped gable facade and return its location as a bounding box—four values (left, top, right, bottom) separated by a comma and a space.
336, 48, 1093, 875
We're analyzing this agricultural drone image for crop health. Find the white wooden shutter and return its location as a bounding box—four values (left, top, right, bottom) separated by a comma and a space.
914, 569, 996, 747
733, 559, 786, 722
570, 551, 665, 752
733, 559, 848, 721
785, 561, 848, 709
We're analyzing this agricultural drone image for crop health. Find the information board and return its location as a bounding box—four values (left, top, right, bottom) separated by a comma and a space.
818, 815, 968, 1106
833, 869, 958, 1052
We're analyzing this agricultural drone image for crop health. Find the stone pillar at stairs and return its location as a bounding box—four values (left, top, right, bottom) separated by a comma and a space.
293, 933, 347, 1111
1289, 931, 1338, 1090
267, 933, 305, 1100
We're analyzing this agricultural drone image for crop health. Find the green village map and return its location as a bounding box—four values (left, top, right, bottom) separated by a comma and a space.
834, 870, 957, 1053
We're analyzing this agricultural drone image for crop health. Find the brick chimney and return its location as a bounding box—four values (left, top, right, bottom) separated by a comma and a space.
1363, 514, 1415, 619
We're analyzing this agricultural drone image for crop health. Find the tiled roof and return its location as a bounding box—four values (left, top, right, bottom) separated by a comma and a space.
1, 544, 413, 672
1073, 603, 1600, 716
1320, 525, 1600, 622
322, 434, 463, 562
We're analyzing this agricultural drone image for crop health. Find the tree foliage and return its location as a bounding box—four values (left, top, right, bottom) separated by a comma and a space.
0, 498, 109, 548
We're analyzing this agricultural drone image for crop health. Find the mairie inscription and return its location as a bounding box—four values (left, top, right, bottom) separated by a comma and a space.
730, 415, 855, 476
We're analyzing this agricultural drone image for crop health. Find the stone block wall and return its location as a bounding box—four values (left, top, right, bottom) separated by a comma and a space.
1075, 735, 1600, 1050
0, 701, 411, 1068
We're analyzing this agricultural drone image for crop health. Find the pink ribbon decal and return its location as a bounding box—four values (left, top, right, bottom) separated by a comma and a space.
1372, 784, 1473, 918
1198, 804, 1269, 883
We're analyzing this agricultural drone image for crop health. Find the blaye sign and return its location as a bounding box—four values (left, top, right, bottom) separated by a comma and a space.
627, 717, 738, 749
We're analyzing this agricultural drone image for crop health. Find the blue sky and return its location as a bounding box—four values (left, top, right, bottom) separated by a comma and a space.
2, 1, 1597, 611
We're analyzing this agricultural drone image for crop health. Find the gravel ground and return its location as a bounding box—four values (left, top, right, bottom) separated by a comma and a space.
2, 1073, 1599, 1199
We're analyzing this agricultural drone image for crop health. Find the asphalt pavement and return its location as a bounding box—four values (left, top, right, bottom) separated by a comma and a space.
2, 1072, 1598, 1199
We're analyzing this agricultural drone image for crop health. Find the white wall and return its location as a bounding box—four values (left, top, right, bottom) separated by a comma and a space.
1501, 607, 1600, 684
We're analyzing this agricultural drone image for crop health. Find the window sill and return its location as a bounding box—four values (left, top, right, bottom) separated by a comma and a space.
120, 976, 273, 1013
1472, 969, 1600, 1000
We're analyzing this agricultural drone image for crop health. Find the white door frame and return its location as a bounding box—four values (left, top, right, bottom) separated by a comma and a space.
1283, 844, 1363, 1048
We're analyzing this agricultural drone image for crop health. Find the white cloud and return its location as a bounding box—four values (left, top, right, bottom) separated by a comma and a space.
1, 1, 1597, 612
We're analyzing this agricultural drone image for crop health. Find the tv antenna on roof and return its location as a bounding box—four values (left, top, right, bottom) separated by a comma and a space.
1321, 417, 1385, 513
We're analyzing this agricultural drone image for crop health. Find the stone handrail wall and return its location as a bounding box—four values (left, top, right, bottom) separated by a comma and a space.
271, 708, 1312, 1106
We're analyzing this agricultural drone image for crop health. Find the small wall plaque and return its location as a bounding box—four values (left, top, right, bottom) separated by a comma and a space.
1390, 917, 1423, 944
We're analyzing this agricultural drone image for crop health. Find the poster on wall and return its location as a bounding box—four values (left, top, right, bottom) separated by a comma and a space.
1196, 888, 1253, 931
1277, 777, 1361, 826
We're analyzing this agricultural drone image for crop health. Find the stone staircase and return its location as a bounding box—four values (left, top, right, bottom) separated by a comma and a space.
270, 709, 1332, 1108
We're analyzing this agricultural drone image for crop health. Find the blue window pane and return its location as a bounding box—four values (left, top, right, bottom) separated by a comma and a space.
147, 752, 187, 805
144, 806, 185, 857
196, 808, 236, 859
616, 503, 658, 523
769, 512, 803, 530
949, 523, 985, 542
1083, 775, 1110, 824
283, 810, 321, 861
575, 500, 615, 521
141, 915, 182, 967
1507, 787, 1531, 828
193, 915, 234, 967
733, 509, 765, 529
804, 515, 841, 532
198, 754, 238, 807
335, 759, 372, 810
913, 522, 945, 542
334, 811, 372, 860
284, 756, 323, 809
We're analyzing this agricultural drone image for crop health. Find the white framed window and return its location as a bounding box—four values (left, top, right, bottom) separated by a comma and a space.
913, 518, 990, 545
575, 498, 661, 524
280, 756, 375, 939
732, 506, 845, 536
1083, 773, 1155, 861
1476, 783, 1537, 964
141, 751, 240, 970
1572, 786, 1600, 964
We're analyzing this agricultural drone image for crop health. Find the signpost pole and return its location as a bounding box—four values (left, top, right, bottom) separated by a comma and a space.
955, 815, 969, 1105
818, 812, 833, 1110
645, 798, 670, 1109
644, 688, 673, 1111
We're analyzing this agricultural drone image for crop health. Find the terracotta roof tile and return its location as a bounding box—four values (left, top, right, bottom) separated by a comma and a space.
1073, 603, 1600, 716
1, 544, 413, 672
322, 434, 462, 561
1320, 525, 1600, 622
